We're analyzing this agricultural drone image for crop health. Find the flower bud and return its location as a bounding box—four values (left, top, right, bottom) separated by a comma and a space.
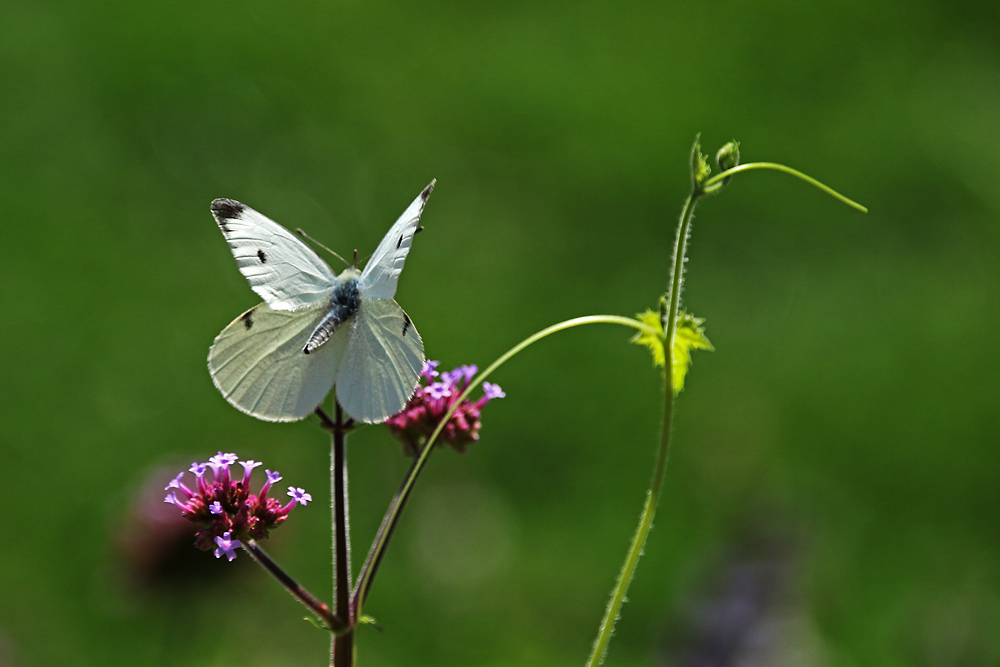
707, 140, 741, 193
715, 141, 741, 172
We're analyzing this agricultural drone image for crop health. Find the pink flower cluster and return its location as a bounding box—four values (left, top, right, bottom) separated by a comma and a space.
163, 452, 311, 561
386, 361, 505, 455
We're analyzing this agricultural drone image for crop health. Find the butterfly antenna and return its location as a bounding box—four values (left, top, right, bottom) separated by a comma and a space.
353, 249, 359, 267
296, 228, 349, 267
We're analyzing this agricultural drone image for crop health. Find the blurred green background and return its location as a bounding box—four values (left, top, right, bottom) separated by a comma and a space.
2, 0, 998, 664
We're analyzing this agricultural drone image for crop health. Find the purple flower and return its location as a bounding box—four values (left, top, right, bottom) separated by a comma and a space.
207, 452, 238, 486
240, 459, 262, 484
287, 487, 312, 506
455, 364, 478, 383
164, 472, 192, 497
482, 382, 505, 400
163, 453, 310, 560
386, 361, 505, 454
426, 382, 453, 400
214, 532, 241, 561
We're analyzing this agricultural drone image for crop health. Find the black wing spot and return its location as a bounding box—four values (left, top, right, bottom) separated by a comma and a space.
420, 180, 435, 201
257, 249, 267, 263
396, 235, 403, 249
241, 311, 254, 330
402, 313, 411, 337
212, 198, 245, 219
212, 199, 244, 234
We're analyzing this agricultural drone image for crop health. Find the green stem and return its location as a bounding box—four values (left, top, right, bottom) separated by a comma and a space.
665, 194, 695, 355
349, 448, 420, 617
586, 148, 866, 666
584, 192, 697, 667
704, 162, 868, 213
351, 314, 657, 616
585, 371, 673, 667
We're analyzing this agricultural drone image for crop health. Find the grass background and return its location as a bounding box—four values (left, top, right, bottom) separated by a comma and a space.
1, 0, 998, 665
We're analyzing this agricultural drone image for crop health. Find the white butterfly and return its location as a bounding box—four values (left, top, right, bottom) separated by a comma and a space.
208, 181, 434, 423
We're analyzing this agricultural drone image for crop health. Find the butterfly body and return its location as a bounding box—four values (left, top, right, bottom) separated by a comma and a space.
208, 182, 434, 424
303, 269, 361, 354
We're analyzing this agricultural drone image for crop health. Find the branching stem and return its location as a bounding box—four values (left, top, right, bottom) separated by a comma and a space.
585, 143, 865, 666
330, 403, 354, 666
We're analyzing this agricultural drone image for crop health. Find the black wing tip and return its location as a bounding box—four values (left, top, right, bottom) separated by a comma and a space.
420, 180, 436, 201
211, 198, 246, 221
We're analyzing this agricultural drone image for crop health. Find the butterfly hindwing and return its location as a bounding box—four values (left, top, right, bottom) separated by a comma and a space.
359, 181, 434, 301
212, 198, 337, 311
208, 303, 349, 421
336, 298, 424, 423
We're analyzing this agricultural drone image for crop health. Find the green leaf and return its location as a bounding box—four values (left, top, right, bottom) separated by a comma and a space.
631, 302, 712, 394
358, 615, 383, 632
690, 135, 712, 191
671, 311, 713, 394
303, 616, 329, 630
631, 305, 666, 368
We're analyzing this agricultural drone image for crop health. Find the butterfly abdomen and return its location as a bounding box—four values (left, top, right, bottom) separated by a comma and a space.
303, 276, 361, 354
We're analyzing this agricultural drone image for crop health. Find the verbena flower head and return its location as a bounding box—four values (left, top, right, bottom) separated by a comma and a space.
163, 452, 311, 561
386, 361, 505, 455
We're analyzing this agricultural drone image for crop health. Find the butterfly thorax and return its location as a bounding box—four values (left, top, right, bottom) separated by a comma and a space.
302, 269, 362, 355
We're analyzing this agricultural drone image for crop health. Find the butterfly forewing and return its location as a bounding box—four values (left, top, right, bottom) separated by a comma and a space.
336, 298, 424, 423
209, 303, 349, 421
359, 181, 434, 300
212, 199, 337, 311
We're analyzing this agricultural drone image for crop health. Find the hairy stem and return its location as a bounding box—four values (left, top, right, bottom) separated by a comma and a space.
331, 403, 354, 667
585, 190, 697, 666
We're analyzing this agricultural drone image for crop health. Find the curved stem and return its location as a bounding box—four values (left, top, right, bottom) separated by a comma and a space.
704, 162, 868, 213
584, 194, 695, 667
351, 315, 657, 616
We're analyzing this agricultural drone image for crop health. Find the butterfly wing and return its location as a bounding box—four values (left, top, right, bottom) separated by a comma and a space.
208, 303, 348, 421
212, 198, 337, 311
359, 181, 434, 301
336, 298, 424, 423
